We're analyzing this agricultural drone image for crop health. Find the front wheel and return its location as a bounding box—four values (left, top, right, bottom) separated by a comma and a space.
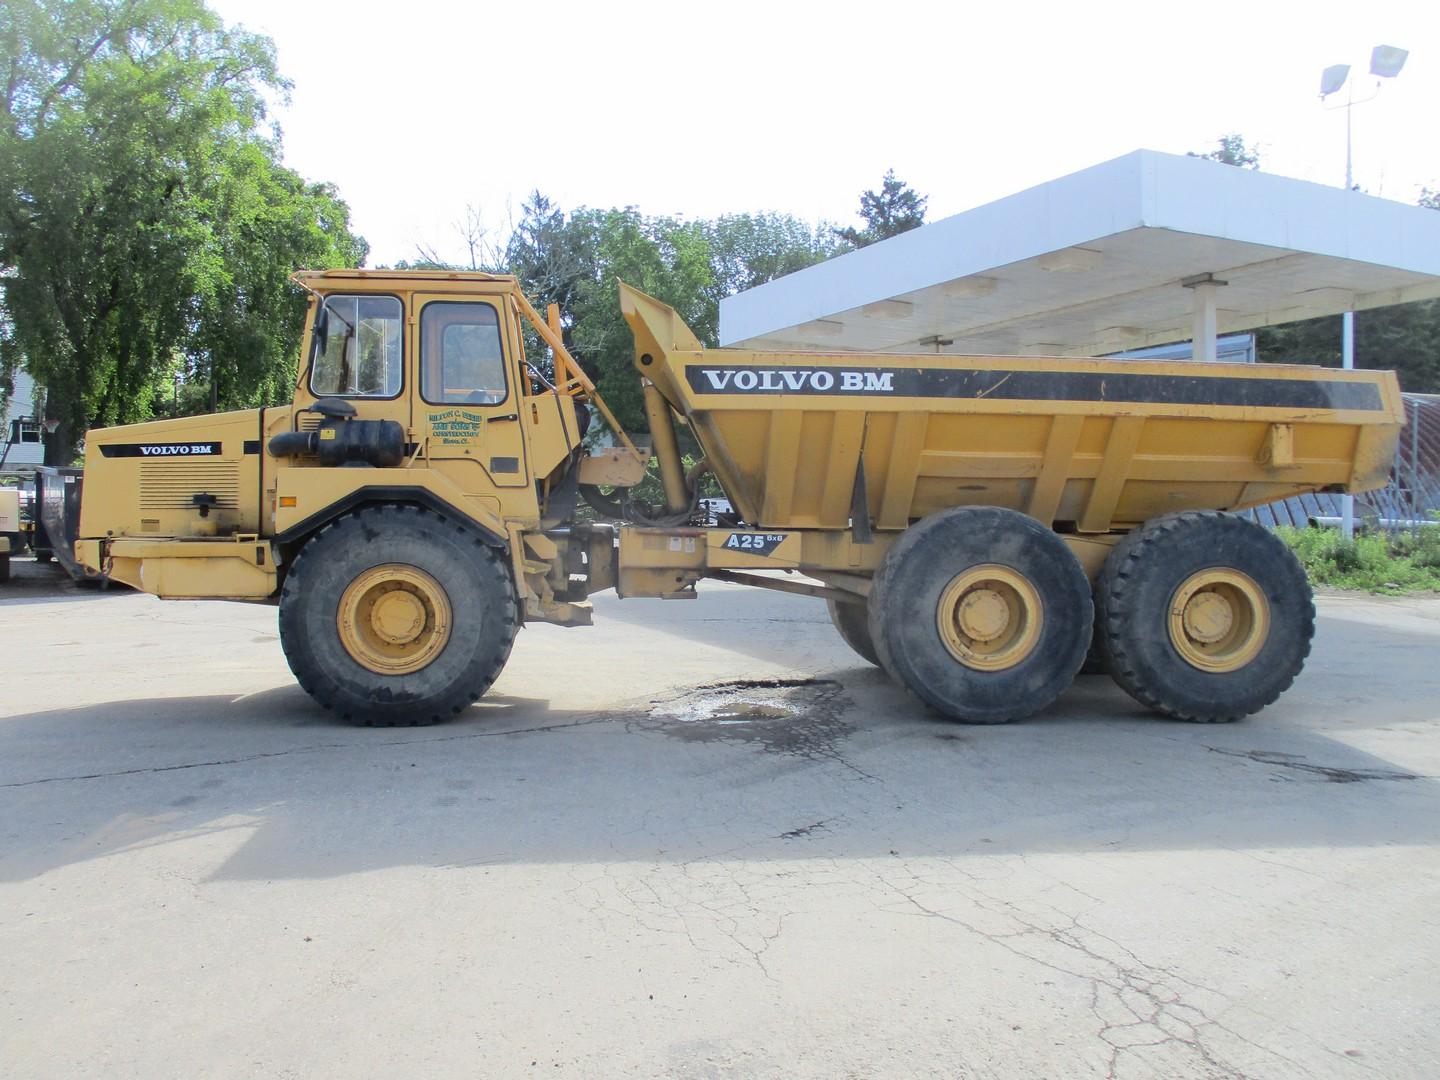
279, 504, 518, 726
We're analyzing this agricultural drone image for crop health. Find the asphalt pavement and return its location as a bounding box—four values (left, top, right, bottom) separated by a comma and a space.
2, 556, 1439, 1079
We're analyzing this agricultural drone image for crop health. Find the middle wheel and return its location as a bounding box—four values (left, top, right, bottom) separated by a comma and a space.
868, 506, 1093, 723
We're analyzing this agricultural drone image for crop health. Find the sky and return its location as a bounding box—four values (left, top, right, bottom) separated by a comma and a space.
210, 0, 1439, 269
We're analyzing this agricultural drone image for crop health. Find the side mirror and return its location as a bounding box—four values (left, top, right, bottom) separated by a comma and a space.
311, 302, 329, 358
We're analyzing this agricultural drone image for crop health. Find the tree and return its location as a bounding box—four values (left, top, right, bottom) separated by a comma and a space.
833, 169, 927, 248
0, 0, 364, 463
185, 150, 368, 414
567, 209, 714, 434
1189, 134, 1261, 169
704, 212, 843, 298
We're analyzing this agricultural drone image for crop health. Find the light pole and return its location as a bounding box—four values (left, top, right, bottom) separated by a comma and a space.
1319, 45, 1408, 540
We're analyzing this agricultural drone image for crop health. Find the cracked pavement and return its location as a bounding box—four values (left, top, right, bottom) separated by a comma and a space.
3, 560, 1440, 1079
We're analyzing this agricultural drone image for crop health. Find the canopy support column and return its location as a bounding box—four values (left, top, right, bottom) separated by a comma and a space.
1182, 273, 1228, 363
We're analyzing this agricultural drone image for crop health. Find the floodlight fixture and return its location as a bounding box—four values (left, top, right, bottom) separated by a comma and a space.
1320, 63, 1350, 97
1369, 45, 1408, 79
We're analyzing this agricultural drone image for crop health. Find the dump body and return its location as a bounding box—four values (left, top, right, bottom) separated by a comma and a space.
621, 287, 1406, 534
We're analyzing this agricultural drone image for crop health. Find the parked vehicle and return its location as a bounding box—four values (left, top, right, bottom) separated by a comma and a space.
74, 271, 1403, 725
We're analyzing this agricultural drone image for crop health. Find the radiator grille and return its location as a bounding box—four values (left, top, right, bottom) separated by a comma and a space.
298, 413, 322, 431
140, 460, 241, 510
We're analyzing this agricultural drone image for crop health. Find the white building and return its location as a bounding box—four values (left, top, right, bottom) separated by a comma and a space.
2, 369, 44, 472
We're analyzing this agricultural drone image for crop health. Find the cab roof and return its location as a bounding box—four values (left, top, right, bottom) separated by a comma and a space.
292, 268, 520, 288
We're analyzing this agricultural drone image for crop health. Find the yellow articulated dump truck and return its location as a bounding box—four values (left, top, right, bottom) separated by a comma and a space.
76, 270, 1404, 725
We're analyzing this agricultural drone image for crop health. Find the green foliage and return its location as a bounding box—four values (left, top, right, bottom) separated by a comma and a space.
1254, 298, 1440, 393
1275, 525, 1440, 594
473, 198, 837, 439
0, 0, 365, 462
833, 169, 927, 249
569, 208, 714, 435
1188, 134, 1260, 169
704, 212, 845, 296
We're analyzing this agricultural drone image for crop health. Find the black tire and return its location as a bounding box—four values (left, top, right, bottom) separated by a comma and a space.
868, 506, 1093, 723
1079, 603, 1109, 675
0, 555, 9, 583
827, 596, 880, 666
579, 483, 627, 519
279, 504, 518, 726
1094, 511, 1313, 722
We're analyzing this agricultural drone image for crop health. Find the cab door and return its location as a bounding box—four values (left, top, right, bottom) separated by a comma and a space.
414, 294, 530, 490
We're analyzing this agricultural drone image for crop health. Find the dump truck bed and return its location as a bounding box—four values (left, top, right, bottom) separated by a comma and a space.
622, 286, 1406, 533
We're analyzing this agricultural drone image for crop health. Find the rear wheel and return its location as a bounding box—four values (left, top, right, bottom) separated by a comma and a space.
1094, 511, 1313, 722
279, 504, 518, 726
1079, 604, 1109, 675
827, 596, 880, 666
869, 506, 1092, 723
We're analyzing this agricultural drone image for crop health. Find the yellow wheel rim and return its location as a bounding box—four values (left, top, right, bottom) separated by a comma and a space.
1167, 568, 1269, 673
936, 564, 1044, 671
337, 564, 452, 675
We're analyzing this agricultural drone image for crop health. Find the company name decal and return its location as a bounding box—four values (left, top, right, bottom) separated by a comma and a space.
697, 368, 893, 394
98, 441, 222, 458
685, 364, 1386, 411
429, 409, 484, 446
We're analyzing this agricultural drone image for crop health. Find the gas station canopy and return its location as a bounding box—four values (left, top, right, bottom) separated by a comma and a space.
718, 150, 1440, 360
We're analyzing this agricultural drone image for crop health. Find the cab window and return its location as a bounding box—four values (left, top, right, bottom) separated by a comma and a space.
309, 295, 403, 398
421, 302, 508, 405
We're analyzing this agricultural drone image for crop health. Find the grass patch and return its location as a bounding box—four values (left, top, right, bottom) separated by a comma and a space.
1276, 524, 1440, 595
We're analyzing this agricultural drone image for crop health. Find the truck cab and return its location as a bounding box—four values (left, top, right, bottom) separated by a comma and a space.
76, 270, 638, 621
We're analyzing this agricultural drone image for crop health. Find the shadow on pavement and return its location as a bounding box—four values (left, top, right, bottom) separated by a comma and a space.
3, 618, 1437, 884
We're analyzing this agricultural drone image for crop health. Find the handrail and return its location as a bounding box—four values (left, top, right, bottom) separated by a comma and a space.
508, 289, 643, 464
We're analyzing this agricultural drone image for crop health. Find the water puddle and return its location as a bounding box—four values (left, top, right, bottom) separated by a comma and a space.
643, 678, 850, 758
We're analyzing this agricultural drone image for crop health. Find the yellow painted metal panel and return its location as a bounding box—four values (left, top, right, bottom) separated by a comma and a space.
760, 412, 803, 526
819, 411, 866, 527
872, 412, 925, 528
1080, 417, 1146, 533
1027, 415, 1085, 525
619, 284, 1404, 535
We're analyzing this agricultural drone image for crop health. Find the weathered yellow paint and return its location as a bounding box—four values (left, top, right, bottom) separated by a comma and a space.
618, 283, 1405, 536
876, 412, 929, 528
1027, 415, 1085, 524
1167, 568, 1271, 672
98, 537, 276, 599
272, 466, 509, 540
73, 272, 1406, 633
577, 446, 651, 486
1257, 423, 1296, 469
1080, 417, 1147, 533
